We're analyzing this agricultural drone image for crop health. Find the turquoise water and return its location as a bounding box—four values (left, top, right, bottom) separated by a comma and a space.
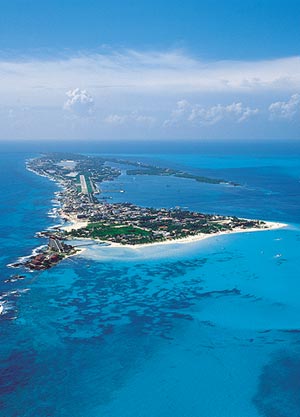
0, 145, 300, 416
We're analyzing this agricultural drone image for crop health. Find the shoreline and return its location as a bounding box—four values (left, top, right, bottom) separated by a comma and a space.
64, 220, 287, 252
97, 220, 287, 249
25, 157, 288, 257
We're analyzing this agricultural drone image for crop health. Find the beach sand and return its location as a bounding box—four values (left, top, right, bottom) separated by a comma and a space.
60, 216, 287, 251
106, 221, 287, 250
59, 213, 88, 232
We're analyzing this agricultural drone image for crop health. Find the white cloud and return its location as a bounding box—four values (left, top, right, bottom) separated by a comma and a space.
269, 93, 300, 119
164, 100, 259, 126
170, 99, 190, 118
0, 51, 299, 98
0, 49, 299, 140
63, 88, 94, 116
104, 114, 126, 125
104, 112, 155, 125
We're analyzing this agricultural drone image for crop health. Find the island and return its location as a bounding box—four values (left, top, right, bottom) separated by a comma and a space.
99, 157, 240, 185
10, 152, 283, 271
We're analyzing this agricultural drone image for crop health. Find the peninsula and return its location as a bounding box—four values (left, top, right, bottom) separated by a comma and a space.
11, 153, 282, 271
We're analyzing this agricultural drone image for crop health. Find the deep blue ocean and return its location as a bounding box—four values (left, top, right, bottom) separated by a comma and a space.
1, 141, 300, 417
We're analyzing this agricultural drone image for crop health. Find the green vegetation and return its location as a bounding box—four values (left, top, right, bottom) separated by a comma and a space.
76, 173, 94, 193
84, 175, 94, 193
27, 153, 265, 251
174, 172, 224, 184
87, 223, 150, 237
126, 167, 235, 185
68, 222, 155, 244
66, 219, 238, 245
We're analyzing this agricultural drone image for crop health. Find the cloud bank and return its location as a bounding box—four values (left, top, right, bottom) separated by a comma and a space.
0, 50, 299, 96
104, 112, 155, 126
164, 100, 259, 126
269, 93, 300, 119
0, 49, 299, 140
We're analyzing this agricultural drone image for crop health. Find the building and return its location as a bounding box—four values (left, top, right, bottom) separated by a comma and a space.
48, 237, 64, 253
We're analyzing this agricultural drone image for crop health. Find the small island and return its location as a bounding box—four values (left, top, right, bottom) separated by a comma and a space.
101, 156, 240, 185
10, 153, 283, 271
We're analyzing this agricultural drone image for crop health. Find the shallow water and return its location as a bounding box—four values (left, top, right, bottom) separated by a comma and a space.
0, 145, 300, 417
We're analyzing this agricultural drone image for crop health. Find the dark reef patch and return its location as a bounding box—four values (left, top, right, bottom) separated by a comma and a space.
253, 352, 300, 417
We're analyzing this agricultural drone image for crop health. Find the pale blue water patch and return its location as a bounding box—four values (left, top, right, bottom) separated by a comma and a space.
80, 225, 300, 330
88, 225, 300, 417
0, 146, 300, 417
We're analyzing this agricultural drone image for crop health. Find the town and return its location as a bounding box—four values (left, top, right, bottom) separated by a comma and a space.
16, 152, 269, 269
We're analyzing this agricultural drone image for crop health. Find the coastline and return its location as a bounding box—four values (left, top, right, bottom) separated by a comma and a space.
60, 215, 88, 232
25, 156, 287, 258
108, 220, 287, 249
63, 218, 287, 251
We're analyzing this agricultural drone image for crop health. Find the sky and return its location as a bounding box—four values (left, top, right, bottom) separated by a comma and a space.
0, 0, 299, 141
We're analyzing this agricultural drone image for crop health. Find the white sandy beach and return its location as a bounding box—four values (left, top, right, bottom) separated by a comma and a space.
59, 214, 88, 232
26, 160, 287, 253
60, 216, 287, 252
106, 220, 287, 250
61, 220, 89, 232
